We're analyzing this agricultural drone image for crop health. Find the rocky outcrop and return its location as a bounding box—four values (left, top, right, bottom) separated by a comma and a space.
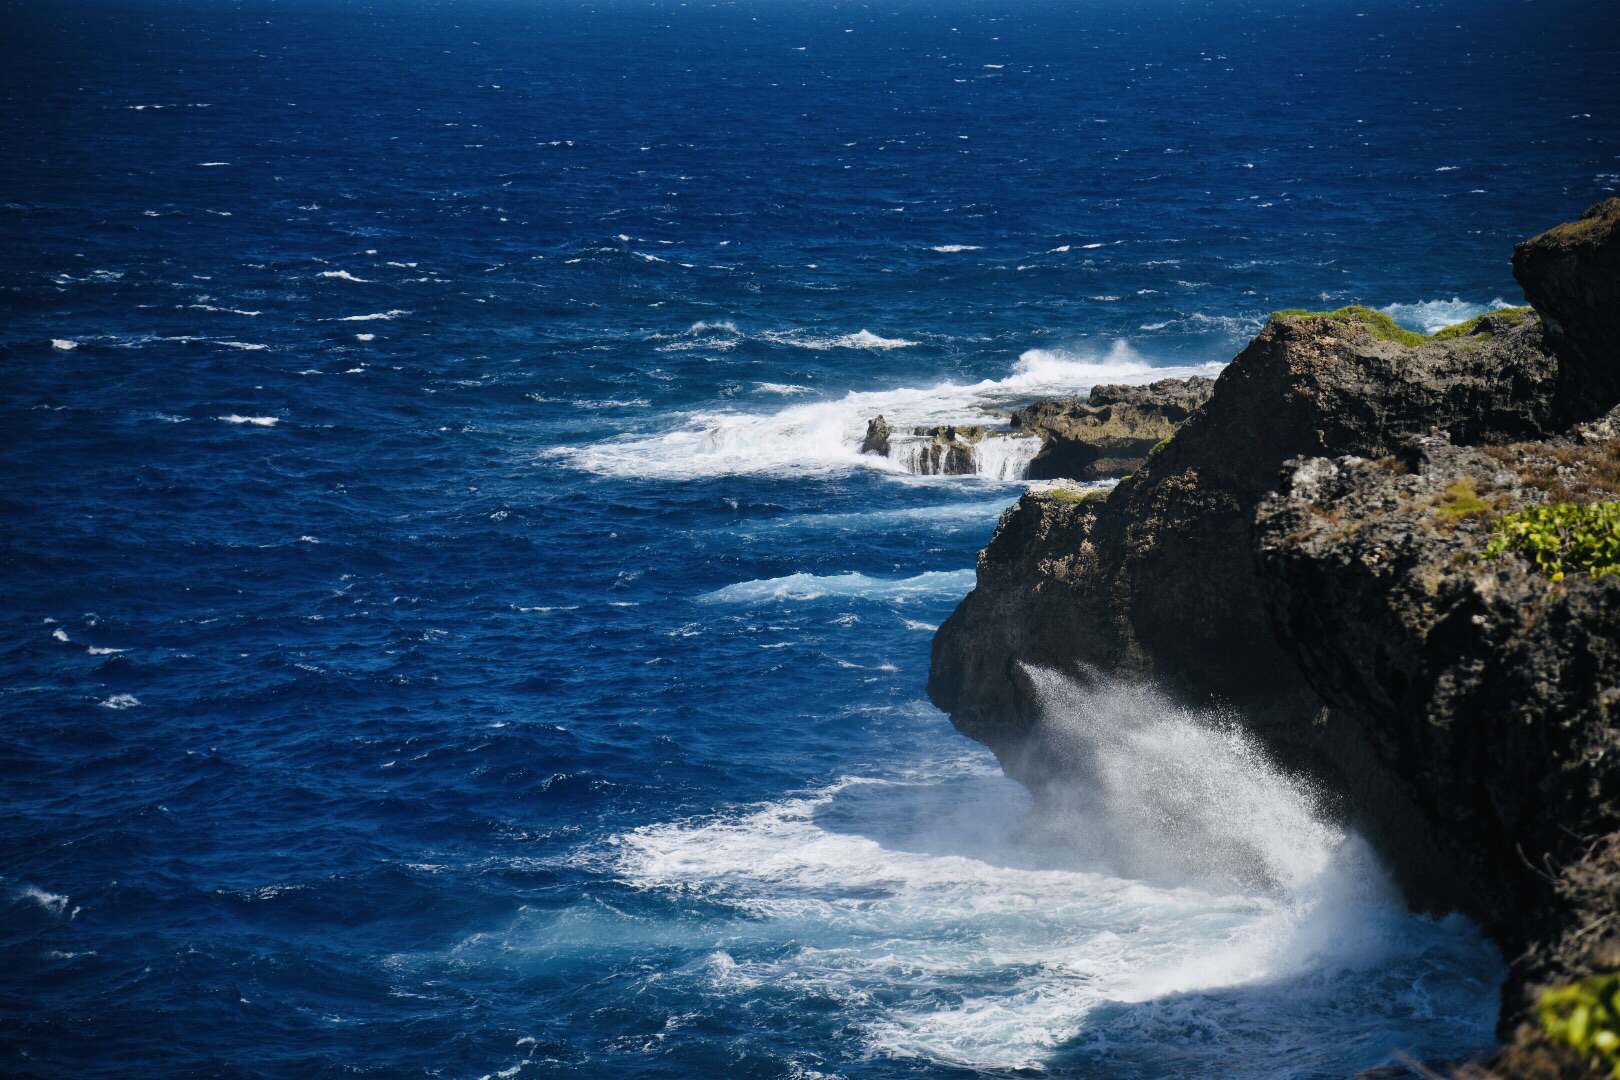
860, 415, 891, 457
1255, 432, 1620, 1038
1009, 376, 1215, 480
1514, 198, 1620, 418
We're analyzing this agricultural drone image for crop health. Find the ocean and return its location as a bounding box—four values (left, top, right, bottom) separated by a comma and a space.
3, 0, 1618, 1075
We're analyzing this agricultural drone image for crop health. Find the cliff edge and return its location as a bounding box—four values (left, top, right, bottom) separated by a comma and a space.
928, 200, 1620, 1072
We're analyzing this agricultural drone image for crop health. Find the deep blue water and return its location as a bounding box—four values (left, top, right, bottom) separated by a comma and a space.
3, 0, 1619, 1076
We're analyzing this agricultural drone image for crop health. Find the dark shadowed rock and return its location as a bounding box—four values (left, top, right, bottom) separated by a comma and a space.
1514, 199, 1620, 419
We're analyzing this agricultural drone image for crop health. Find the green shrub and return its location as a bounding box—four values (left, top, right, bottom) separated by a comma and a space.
1483, 501, 1620, 582
1148, 436, 1172, 458
1539, 974, 1620, 1076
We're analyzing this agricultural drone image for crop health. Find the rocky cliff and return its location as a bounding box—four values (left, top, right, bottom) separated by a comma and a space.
928, 200, 1620, 1072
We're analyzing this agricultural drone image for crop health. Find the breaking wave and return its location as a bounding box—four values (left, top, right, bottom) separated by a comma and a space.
553, 340, 1224, 480
700, 569, 976, 604
586, 670, 1502, 1074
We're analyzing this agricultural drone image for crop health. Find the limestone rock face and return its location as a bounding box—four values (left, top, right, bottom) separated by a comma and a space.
1514, 198, 1620, 418
1010, 376, 1215, 480
1255, 432, 1620, 1034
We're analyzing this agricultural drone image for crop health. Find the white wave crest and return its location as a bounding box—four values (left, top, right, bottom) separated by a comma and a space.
553, 340, 1224, 480
317, 270, 370, 282
1381, 298, 1509, 334
764, 329, 918, 350
931, 244, 981, 253
335, 310, 409, 322
50, 339, 77, 350
700, 569, 975, 604
219, 415, 279, 426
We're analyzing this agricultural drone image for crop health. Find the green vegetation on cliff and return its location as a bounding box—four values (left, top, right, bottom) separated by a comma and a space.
1270, 305, 1430, 346
1269, 304, 1533, 348
1484, 501, 1620, 581
1432, 305, 1533, 341
1538, 974, 1620, 1076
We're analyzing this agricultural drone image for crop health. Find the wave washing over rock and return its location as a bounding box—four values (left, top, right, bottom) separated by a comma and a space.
553, 341, 1222, 480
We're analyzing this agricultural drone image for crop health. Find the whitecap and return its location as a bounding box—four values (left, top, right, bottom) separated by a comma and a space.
317, 270, 370, 282
754, 383, 816, 395
100, 694, 140, 709
335, 310, 409, 322
219, 415, 279, 426
700, 569, 976, 604
50, 339, 77, 350
216, 341, 267, 350
21, 886, 70, 915
931, 244, 982, 253
765, 329, 919, 350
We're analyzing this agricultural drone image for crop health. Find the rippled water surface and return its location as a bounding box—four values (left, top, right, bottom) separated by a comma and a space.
4, 0, 1619, 1075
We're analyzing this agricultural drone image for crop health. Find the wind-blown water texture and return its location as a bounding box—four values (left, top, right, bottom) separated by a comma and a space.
3, 0, 1617, 1075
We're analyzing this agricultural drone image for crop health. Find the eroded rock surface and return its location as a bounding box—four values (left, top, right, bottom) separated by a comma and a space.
1010, 376, 1215, 480
1255, 431, 1620, 1044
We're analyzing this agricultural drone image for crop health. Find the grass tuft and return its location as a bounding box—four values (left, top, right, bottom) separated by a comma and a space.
1433, 477, 1493, 522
